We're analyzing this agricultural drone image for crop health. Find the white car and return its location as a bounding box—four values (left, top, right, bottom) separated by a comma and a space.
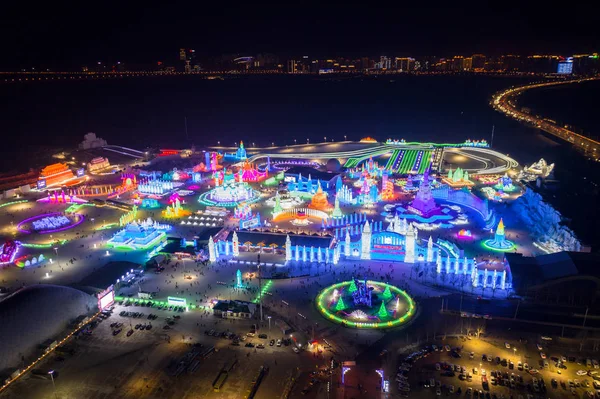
540, 352, 546, 359
505, 342, 511, 349
577, 370, 589, 376
292, 347, 299, 353
536, 344, 543, 351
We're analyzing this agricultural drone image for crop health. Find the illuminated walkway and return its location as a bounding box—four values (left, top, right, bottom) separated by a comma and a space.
492, 77, 600, 160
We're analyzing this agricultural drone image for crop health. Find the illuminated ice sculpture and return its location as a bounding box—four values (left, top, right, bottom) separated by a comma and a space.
199, 181, 259, 208
408, 169, 441, 217
483, 218, 515, 251
106, 219, 167, 250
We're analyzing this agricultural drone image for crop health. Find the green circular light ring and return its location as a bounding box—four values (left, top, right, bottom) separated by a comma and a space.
481, 239, 516, 252
316, 280, 416, 329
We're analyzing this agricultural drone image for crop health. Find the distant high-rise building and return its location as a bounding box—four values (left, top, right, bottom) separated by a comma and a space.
179, 48, 186, 61
287, 60, 297, 73
185, 60, 191, 73
463, 57, 473, 71
360, 57, 370, 71
396, 57, 415, 72
471, 54, 486, 70
573, 53, 600, 74
375, 56, 392, 70
557, 57, 574, 74
452, 56, 465, 71
502, 55, 522, 71
526, 55, 557, 73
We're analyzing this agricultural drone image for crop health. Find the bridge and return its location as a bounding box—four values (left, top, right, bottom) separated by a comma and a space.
492, 77, 600, 160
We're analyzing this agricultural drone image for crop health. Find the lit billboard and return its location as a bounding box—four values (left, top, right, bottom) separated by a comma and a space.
240, 215, 261, 229
557, 57, 573, 74
97, 285, 115, 310
37, 179, 47, 190
76, 168, 85, 177
167, 296, 187, 307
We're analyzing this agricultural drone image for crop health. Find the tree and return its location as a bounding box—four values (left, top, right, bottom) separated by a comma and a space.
335, 296, 346, 312
348, 279, 358, 293
382, 285, 392, 300
378, 301, 388, 318
244, 241, 252, 251
269, 243, 278, 253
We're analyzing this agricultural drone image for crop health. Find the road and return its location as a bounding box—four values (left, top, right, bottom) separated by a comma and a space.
492, 76, 600, 160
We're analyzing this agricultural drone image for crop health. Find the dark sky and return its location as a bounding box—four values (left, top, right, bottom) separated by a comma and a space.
2, 3, 599, 69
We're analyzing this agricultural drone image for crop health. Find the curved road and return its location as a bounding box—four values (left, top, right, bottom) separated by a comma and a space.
492, 76, 600, 160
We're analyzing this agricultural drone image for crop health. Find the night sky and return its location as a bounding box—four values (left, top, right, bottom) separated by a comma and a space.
2, 3, 599, 69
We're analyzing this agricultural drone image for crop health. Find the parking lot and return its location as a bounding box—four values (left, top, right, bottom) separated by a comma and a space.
396, 335, 600, 399
0, 301, 333, 399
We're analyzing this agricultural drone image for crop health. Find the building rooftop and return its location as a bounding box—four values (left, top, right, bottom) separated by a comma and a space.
213, 300, 255, 315
506, 251, 600, 292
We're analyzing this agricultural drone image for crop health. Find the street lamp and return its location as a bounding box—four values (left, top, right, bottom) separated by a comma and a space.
48, 370, 57, 398
267, 315, 271, 331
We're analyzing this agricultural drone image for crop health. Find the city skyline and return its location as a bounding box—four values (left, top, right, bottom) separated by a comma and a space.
2, 3, 599, 70
5, 51, 600, 75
